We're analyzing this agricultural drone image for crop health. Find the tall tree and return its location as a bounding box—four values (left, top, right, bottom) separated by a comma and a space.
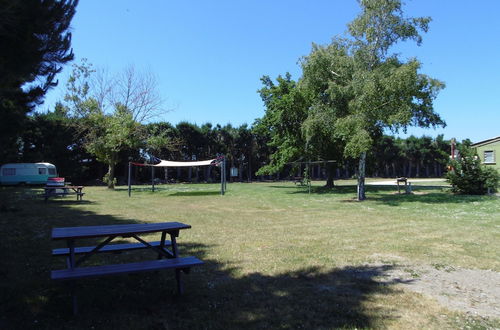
0, 0, 78, 162
256, 73, 310, 177
64, 60, 163, 188
339, 0, 445, 200
300, 40, 353, 187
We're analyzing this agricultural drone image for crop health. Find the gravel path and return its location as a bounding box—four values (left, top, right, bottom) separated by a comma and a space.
368, 255, 500, 319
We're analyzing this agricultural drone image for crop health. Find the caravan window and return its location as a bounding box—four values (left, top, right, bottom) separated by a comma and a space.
48, 168, 56, 175
38, 168, 47, 175
2, 168, 15, 176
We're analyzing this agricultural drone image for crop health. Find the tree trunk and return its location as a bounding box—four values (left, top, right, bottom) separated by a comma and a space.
247, 160, 252, 183
325, 163, 335, 188
357, 152, 366, 201
107, 163, 115, 189
206, 166, 211, 182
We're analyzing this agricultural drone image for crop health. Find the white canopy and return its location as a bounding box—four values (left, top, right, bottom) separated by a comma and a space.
152, 159, 217, 167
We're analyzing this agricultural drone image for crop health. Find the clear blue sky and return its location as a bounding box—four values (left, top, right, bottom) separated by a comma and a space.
42, 0, 500, 143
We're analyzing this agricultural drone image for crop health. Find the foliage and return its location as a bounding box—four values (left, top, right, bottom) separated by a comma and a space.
447, 146, 499, 194
256, 73, 310, 176
64, 61, 146, 188
20, 103, 96, 183
0, 0, 78, 163
298, 0, 445, 199
83, 105, 142, 188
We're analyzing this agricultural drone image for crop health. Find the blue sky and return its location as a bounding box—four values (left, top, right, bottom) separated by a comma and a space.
42, 0, 500, 143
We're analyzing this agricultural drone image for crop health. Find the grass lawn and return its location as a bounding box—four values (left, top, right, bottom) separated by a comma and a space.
0, 180, 499, 329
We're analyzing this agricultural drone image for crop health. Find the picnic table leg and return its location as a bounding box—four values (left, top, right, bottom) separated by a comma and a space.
67, 239, 78, 315
169, 233, 184, 294
158, 231, 167, 259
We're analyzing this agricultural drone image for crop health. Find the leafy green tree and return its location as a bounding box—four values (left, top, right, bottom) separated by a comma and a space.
300, 40, 354, 187
256, 74, 310, 177
64, 60, 161, 188
319, 0, 445, 200
234, 124, 255, 181
447, 145, 499, 194
429, 134, 450, 177
0, 0, 78, 162
370, 135, 399, 177
20, 103, 96, 182
83, 104, 141, 188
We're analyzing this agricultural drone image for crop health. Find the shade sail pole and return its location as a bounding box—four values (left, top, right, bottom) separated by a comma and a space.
152, 166, 155, 192
128, 162, 132, 197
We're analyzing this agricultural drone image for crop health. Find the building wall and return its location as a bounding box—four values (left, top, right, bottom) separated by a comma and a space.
474, 140, 500, 172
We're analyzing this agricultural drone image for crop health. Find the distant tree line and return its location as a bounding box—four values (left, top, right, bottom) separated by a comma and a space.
2, 104, 456, 185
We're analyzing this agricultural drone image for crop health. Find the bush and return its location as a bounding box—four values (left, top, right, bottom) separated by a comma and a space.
446, 146, 499, 194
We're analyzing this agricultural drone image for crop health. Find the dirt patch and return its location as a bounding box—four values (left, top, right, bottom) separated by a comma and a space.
367, 254, 500, 319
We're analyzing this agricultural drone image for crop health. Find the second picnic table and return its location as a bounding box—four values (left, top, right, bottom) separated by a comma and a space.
44, 185, 85, 201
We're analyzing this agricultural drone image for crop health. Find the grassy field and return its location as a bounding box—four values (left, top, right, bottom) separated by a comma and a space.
0, 180, 499, 329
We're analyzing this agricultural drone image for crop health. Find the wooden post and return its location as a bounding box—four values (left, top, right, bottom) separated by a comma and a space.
220, 164, 224, 195
220, 159, 225, 195
224, 158, 227, 191
128, 162, 132, 197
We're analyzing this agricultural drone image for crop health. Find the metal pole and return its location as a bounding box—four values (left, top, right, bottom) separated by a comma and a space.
152, 166, 155, 192
128, 162, 132, 197
220, 162, 224, 195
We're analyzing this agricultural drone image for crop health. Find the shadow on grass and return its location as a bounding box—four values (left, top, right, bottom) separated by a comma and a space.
115, 187, 222, 197
269, 183, 488, 206
167, 191, 222, 197
1, 187, 410, 329
371, 192, 494, 206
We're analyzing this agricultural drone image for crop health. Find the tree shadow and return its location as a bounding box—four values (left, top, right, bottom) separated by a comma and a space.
115, 187, 222, 197
167, 191, 222, 197
371, 192, 494, 206
268, 183, 488, 206
1, 187, 414, 329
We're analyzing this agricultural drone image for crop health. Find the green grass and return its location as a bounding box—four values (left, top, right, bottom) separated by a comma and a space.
0, 181, 498, 329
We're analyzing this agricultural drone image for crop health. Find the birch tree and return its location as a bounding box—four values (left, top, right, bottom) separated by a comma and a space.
344, 0, 445, 200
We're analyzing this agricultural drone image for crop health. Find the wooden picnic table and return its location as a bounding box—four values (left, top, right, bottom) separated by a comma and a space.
44, 185, 85, 201
51, 221, 203, 314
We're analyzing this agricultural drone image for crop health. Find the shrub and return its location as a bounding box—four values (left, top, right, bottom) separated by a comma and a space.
446, 146, 499, 194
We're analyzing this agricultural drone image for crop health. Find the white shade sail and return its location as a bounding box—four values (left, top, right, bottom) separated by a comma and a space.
152, 159, 218, 167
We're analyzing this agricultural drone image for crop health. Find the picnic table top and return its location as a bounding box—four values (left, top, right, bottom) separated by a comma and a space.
52, 222, 191, 240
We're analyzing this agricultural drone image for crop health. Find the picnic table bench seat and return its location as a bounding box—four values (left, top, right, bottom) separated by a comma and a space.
52, 240, 171, 256
52, 256, 203, 281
